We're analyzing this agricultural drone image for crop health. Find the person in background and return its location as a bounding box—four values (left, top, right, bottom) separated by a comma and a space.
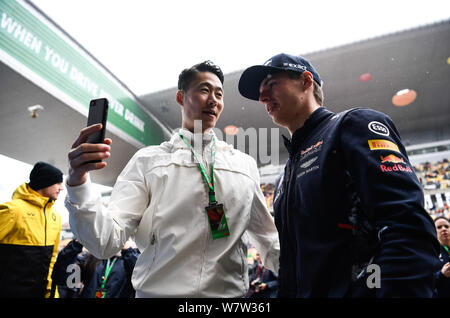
80, 239, 139, 298
53, 238, 139, 298
52, 239, 86, 298
434, 216, 450, 297
238, 53, 440, 297
247, 250, 278, 298
0, 162, 63, 297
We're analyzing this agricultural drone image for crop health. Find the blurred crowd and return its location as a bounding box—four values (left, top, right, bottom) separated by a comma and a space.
413, 159, 450, 219
260, 183, 275, 214
414, 159, 450, 191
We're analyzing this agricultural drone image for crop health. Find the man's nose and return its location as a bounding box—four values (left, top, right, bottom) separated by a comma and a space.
258, 87, 269, 104
208, 92, 218, 105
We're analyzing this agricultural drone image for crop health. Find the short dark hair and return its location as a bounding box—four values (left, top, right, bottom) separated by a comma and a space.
178, 60, 224, 92
434, 216, 450, 224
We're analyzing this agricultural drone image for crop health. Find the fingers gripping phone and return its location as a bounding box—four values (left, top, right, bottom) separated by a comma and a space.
86, 98, 109, 163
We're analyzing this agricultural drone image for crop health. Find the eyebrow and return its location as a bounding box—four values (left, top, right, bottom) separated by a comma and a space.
260, 78, 270, 88
260, 74, 275, 88
199, 81, 223, 93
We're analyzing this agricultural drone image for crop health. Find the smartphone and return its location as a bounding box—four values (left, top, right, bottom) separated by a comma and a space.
86, 98, 109, 163
86, 98, 109, 144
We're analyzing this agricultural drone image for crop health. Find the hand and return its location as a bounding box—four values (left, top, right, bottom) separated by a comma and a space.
122, 239, 137, 250
259, 283, 267, 291
67, 124, 112, 186
441, 262, 450, 278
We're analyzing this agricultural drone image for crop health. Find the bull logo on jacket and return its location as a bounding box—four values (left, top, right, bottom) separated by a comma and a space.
300, 140, 323, 160
379, 154, 413, 173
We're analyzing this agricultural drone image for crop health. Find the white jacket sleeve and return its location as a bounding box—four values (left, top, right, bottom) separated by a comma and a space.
246, 163, 280, 274
65, 153, 149, 259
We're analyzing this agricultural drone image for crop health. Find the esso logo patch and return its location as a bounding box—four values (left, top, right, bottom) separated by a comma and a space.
368, 121, 389, 136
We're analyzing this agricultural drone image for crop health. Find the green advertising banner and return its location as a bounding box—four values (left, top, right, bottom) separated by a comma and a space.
0, 0, 171, 147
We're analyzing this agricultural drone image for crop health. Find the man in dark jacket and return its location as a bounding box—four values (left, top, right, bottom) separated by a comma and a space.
81, 240, 139, 298
52, 239, 86, 298
247, 250, 278, 298
53, 239, 140, 298
238, 53, 441, 297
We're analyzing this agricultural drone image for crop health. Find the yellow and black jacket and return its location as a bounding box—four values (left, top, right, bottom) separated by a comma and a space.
0, 183, 61, 298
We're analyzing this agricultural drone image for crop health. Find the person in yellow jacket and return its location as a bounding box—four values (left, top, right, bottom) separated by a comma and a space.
0, 162, 63, 298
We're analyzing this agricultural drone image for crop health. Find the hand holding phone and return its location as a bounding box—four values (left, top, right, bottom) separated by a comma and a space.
67, 98, 111, 186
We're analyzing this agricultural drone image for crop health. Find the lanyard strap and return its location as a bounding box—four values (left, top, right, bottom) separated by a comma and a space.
101, 257, 117, 289
444, 245, 450, 255
179, 134, 217, 204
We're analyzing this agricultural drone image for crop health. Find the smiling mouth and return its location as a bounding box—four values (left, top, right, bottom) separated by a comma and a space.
266, 103, 278, 115
202, 109, 216, 117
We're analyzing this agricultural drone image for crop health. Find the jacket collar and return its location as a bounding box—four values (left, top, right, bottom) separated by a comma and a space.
171, 128, 216, 150
282, 107, 334, 156
12, 183, 54, 208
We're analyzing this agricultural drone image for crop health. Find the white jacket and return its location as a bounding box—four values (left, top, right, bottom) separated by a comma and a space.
65, 129, 279, 297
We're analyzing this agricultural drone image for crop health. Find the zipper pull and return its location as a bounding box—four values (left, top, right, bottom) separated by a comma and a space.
151, 234, 156, 245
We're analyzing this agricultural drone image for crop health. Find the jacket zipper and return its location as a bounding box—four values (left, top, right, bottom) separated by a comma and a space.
196, 195, 210, 296
43, 200, 50, 246
197, 147, 211, 296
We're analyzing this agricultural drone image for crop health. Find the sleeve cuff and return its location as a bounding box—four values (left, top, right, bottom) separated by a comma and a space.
65, 175, 98, 205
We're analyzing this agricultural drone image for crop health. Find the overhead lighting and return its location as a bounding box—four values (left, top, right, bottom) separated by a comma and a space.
396, 89, 410, 95
27, 104, 44, 118
359, 73, 372, 82
392, 89, 417, 107
224, 125, 239, 135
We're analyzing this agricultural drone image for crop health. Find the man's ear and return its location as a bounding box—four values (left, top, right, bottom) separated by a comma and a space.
302, 71, 314, 90
176, 90, 184, 107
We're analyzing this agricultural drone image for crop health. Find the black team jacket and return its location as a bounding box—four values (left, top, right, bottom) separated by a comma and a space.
273, 106, 441, 297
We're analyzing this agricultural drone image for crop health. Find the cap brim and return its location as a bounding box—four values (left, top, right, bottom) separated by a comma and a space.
238, 65, 283, 101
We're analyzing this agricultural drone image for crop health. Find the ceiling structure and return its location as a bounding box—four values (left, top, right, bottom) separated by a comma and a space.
1, 19, 449, 187
141, 19, 450, 167
0, 61, 139, 187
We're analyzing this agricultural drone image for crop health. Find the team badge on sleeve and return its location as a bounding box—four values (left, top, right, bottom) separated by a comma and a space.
380, 155, 404, 164
368, 121, 390, 136
378, 154, 413, 173
368, 139, 400, 153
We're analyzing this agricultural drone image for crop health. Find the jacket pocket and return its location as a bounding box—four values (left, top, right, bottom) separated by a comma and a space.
132, 233, 159, 290
237, 241, 248, 295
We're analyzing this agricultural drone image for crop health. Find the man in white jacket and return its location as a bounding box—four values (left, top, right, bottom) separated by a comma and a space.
65, 61, 280, 297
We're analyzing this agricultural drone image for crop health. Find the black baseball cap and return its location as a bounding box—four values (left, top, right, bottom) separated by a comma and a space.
238, 53, 322, 101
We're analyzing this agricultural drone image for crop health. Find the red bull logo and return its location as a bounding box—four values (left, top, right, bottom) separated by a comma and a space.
380, 155, 404, 164
380, 164, 413, 173
379, 154, 412, 173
